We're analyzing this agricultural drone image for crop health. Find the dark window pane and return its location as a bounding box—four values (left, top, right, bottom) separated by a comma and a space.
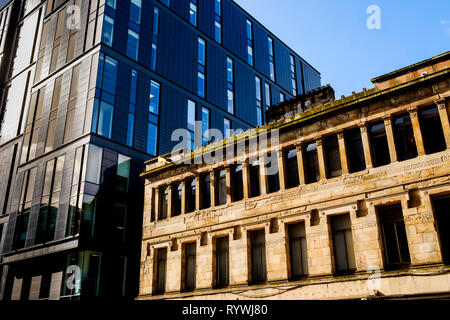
419, 106, 447, 154
432, 195, 450, 265
201, 174, 211, 209
159, 187, 168, 220
378, 204, 411, 270
304, 143, 320, 184
172, 183, 182, 216
184, 243, 196, 291
249, 161, 260, 198
216, 237, 229, 287
155, 248, 167, 294
324, 135, 342, 178
187, 179, 196, 213
344, 128, 366, 173
232, 165, 243, 202
393, 114, 417, 161
331, 215, 356, 274
251, 230, 267, 284
285, 148, 299, 188
266, 153, 280, 193
216, 170, 227, 206
369, 121, 391, 167
288, 223, 308, 279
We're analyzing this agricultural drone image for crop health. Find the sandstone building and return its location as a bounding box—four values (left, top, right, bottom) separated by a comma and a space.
138, 52, 450, 300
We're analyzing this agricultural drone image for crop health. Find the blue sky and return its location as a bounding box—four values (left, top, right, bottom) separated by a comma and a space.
235, 0, 450, 97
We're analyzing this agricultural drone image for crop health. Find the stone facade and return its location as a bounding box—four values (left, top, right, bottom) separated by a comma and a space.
138, 52, 450, 300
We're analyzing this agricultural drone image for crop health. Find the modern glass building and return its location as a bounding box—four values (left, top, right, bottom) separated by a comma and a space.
0, 0, 320, 299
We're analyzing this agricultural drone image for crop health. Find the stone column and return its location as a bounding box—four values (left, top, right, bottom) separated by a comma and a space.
359, 123, 373, 169
154, 187, 160, 221
259, 158, 268, 195
316, 138, 327, 180
295, 142, 306, 184
242, 160, 250, 199
436, 98, 450, 149
181, 181, 186, 214
383, 116, 398, 163
408, 106, 425, 156
210, 170, 216, 207
195, 175, 200, 211
336, 131, 349, 175
277, 149, 286, 190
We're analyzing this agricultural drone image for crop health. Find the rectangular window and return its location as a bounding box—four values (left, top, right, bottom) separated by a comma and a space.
216, 236, 229, 287
13, 212, 29, 250
246, 19, 253, 66
393, 113, 417, 161
324, 135, 342, 178
214, 0, 222, 43
231, 165, 243, 202
288, 222, 308, 279
187, 100, 196, 151
147, 80, 160, 155
202, 107, 210, 146
130, 0, 142, 24
189, 1, 197, 26
116, 154, 131, 192
378, 204, 411, 270
255, 76, 263, 126
265, 153, 280, 193
226, 57, 233, 83
250, 230, 267, 284
159, 186, 168, 220
344, 128, 366, 173
200, 173, 211, 209
151, 7, 159, 71
198, 72, 205, 98
227, 90, 234, 114
214, 21, 221, 43
268, 37, 275, 81
160, 0, 170, 7
331, 214, 356, 274
149, 81, 160, 114
432, 195, 450, 265
113, 202, 127, 243
127, 70, 138, 147
265, 83, 271, 107
198, 37, 206, 66
249, 160, 261, 198
106, 0, 116, 9
97, 101, 114, 138
102, 15, 114, 46
86, 145, 103, 185
126, 29, 139, 61
419, 106, 447, 155
369, 121, 391, 167
290, 54, 297, 95
285, 148, 299, 188
280, 92, 285, 103
147, 123, 158, 156
186, 178, 196, 213
224, 118, 231, 138
172, 183, 182, 217
215, 169, 227, 206
184, 243, 197, 291
304, 142, 319, 184
155, 248, 167, 294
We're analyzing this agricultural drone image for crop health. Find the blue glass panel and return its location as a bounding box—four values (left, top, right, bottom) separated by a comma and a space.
147, 123, 158, 155
198, 72, 205, 98
102, 15, 114, 46
130, 0, 142, 24
126, 114, 135, 147
151, 43, 157, 71
149, 80, 160, 114
126, 29, 139, 61
98, 101, 114, 138
102, 56, 118, 94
